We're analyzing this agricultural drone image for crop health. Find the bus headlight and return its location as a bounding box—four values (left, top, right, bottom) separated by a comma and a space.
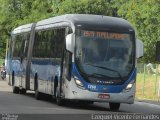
123, 80, 135, 92
74, 76, 85, 89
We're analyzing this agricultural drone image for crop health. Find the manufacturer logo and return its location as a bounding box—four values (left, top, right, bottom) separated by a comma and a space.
97, 80, 114, 84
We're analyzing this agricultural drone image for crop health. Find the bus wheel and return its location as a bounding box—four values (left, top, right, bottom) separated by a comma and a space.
19, 89, 26, 94
109, 102, 120, 111
12, 73, 19, 94
13, 86, 19, 94
56, 87, 63, 106
35, 88, 43, 100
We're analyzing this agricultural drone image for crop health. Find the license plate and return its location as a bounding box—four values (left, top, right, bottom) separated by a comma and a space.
98, 94, 110, 99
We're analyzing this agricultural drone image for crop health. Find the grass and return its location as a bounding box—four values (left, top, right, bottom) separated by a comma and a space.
136, 72, 160, 101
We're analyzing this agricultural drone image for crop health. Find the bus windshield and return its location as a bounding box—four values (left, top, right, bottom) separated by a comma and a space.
75, 29, 135, 84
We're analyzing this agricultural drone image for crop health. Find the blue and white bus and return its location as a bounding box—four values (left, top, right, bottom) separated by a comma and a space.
9, 14, 143, 110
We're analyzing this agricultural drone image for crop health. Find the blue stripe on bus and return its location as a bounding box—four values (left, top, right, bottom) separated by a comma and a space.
12, 59, 61, 81
30, 59, 60, 81
72, 63, 136, 93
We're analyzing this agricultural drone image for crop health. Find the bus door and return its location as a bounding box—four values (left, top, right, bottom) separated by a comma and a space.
19, 56, 23, 89
20, 33, 30, 89
61, 50, 72, 94
19, 42, 24, 89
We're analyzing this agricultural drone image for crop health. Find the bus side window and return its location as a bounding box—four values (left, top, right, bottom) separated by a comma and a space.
13, 34, 24, 59
33, 32, 40, 57
24, 33, 30, 57
64, 51, 72, 81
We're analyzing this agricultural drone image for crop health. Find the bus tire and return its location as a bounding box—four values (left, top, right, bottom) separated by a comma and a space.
19, 89, 26, 94
12, 73, 19, 94
13, 86, 19, 94
56, 87, 64, 106
109, 102, 120, 111
35, 89, 43, 100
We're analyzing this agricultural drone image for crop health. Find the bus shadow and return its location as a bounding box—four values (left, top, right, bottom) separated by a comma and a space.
63, 101, 127, 113
23, 91, 126, 112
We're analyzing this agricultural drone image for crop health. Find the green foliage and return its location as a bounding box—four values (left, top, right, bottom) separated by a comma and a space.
55, 0, 116, 16
116, 0, 160, 63
0, 0, 159, 63
0, 0, 116, 59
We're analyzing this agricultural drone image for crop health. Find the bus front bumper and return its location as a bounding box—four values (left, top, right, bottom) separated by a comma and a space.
64, 83, 135, 104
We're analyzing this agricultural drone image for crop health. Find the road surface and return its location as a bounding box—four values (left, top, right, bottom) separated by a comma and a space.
0, 79, 160, 120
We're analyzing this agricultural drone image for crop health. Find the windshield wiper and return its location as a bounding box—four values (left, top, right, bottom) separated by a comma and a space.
87, 73, 114, 79
85, 63, 123, 81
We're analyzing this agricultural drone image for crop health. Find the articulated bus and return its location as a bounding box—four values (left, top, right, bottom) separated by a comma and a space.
8, 14, 143, 110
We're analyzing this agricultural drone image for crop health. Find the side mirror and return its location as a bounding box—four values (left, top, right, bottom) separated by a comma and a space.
136, 39, 144, 58
66, 33, 75, 53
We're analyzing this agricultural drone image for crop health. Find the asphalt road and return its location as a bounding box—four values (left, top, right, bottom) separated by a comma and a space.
0, 79, 160, 120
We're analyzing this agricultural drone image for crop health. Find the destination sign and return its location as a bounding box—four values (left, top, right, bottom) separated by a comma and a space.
83, 31, 129, 40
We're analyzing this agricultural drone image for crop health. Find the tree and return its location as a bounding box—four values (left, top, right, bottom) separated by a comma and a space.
0, 0, 117, 58
116, 0, 160, 63
54, 0, 116, 16
0, 0, 159, 63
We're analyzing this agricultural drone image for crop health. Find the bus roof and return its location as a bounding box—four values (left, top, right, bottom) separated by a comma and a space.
12, 23, 33, 35
36, 14, 134, 32
12, 14, 134, 34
